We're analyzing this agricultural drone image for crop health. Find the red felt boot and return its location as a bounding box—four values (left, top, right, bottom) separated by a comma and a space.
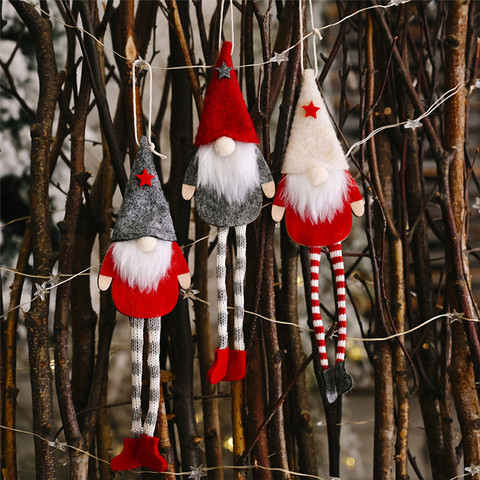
207, 347, 229, 384
223, 349, 246, 381
110, 437, 141, 471
136, 434, 168, 472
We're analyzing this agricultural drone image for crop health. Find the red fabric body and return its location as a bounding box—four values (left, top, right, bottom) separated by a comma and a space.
194, 42, 258, 146
100, 242, 189, 318
273, 172, 362, 247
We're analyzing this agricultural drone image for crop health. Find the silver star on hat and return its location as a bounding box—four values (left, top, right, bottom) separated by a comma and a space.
215, 61, 233, 79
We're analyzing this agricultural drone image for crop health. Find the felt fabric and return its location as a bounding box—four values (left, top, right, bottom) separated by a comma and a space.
113, 136, 176, 243
110, 438, 141, 471
99, 242, 189, 318
136, 435, 168, 472
273, 173, 362, 246
208, 347, 229, 384
223, 349, 247, 381
194, 42, 258, 146
282, 69, 349, 174
184, 150, 273, 227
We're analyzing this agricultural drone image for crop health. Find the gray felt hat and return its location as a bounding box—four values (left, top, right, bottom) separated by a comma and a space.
112, 136, 177, 242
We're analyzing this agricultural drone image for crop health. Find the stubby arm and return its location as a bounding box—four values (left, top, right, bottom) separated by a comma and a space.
98, 275, 112, 291
271, 205, 286, 222
178, 272, 191, 289
351, 199, 365, 217
261, 181, 275, 198
182, 184, 196, 201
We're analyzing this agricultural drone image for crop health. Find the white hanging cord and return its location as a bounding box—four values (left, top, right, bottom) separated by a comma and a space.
218, 0, 225, 52
229, 0, 235, 55
132, 58, 167, 160
299, 0, 304, 72
308, 0, 322, 78
218, 0, 235, 55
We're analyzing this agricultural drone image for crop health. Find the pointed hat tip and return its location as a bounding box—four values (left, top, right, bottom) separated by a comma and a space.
139, 135, 149, 148
302, 69, 316, 84
216, 41, 233, 67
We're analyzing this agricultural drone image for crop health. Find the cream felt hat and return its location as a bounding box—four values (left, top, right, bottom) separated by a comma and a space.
282, 69, 349, 175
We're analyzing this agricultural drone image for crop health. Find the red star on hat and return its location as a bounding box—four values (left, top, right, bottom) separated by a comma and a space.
302, 101, 320, 118
136, 169, 155, 187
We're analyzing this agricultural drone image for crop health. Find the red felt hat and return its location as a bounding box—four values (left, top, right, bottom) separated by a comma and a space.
194, 42, 259, 147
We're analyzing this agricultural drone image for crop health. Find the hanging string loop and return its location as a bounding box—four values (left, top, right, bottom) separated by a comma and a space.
308, 0, 321, 77
132, 57, 167, 160
218, 0, 235, 55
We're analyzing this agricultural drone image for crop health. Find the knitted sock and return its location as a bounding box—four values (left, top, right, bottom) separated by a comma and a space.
143, 317, 161, 437
233, 225, 246, 351
217, 227, 229, 350
130, 317, 144, 439
309, 247, 328, 370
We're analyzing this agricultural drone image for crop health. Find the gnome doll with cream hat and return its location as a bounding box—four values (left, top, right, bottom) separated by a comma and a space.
272, 69, 364, 404
182, 41, 275, 384
98, 137, 191, 471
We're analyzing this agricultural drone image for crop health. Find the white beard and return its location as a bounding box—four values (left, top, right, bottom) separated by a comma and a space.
112, 239, 173, 292
197, 142, 259, 205
284, 169, 349, 223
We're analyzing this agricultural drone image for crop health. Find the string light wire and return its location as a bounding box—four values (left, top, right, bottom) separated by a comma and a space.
0, 424, 476, 480
29, 1, 412, 71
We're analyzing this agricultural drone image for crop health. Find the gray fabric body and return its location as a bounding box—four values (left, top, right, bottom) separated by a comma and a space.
184, 149, 273, 227
130, 316, 162, 439
113, 136, 176, 242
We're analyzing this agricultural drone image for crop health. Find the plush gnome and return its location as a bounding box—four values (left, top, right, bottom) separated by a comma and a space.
98, 137, 190, 471
182, 41, 275, 384
272, 69, 364, 404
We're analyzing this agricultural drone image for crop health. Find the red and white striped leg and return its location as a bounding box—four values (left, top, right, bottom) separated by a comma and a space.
309, 246, 337, 404
328, 243, 353, 394
309, 246, 328, 370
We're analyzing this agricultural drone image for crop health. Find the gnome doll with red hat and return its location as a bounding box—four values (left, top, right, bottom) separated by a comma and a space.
99, 136, 191, 471
272, 69, 364, 404
182, 41, 275, 384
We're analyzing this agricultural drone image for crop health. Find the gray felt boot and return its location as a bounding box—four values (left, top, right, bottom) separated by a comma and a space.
335, 361, 354, 395
321, 368, 338, 404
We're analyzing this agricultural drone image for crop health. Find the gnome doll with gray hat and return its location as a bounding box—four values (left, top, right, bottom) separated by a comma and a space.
272, 69, 364, 404
98, 137, 190, 472
182, 41, 275, 384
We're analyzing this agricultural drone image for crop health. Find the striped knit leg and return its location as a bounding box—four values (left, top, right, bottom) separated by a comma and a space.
207, 227, 230, 384
310, 247, 337, 404
329, 243, 353, 394
143, 317, 161, 437
233, 225, 247, 351
217, 227, 229, 350
130, 317, 144, 439
309, 247, 328, 370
